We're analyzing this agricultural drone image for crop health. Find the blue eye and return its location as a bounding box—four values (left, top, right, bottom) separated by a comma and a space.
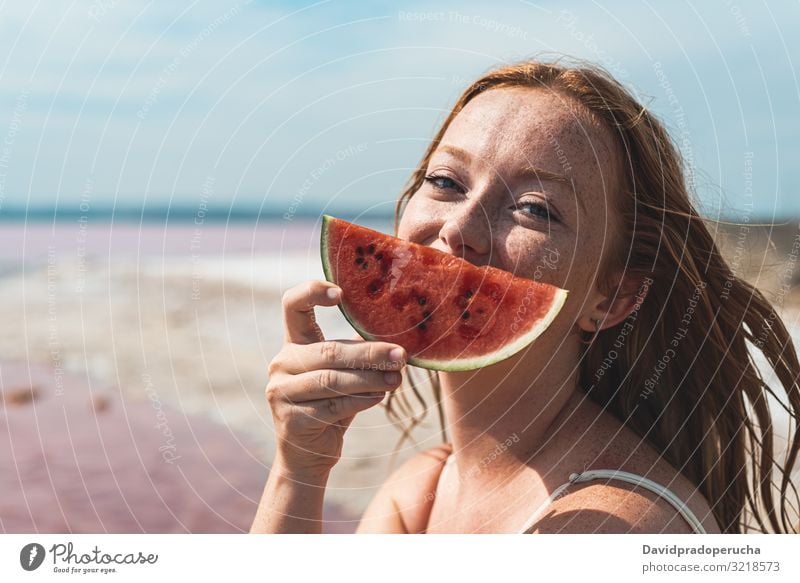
424, 174, 463, 193
518, 201, 556, 222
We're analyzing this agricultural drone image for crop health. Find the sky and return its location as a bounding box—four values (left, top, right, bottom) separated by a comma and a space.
0, 0, 798, 220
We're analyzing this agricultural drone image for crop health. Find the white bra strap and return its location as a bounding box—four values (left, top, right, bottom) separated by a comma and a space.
517, 469, 707, 534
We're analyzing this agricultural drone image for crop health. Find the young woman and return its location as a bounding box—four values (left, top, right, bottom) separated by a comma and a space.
251, 58, 800, 534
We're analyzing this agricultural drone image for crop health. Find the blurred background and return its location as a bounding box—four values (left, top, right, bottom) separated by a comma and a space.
0, 0, 798, 533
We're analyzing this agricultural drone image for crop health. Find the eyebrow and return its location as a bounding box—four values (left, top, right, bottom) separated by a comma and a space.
435, 144, 585, 214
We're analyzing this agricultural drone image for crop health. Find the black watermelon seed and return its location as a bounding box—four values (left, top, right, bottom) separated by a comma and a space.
367, 244, 376, 254
367, 280, 383, 295
465, 290, 474, 298
375, 252, 383, 260
422, 310, 431, 319
417, 322, 427, 331
356, 246, 364, 255
461, 310, 470, 320
355, 257, 364, 265
418, 296, 427, 306
361, 261, 368, 270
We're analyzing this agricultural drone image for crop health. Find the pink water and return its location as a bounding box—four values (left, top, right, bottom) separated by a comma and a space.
0, 218, 393, 265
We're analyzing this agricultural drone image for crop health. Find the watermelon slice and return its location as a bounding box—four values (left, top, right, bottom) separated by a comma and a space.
320, 215, 568, 371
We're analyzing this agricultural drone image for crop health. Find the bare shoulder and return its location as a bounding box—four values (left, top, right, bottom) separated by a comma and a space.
530, 447, 721, 533
530, 394, 723, 534
528, 479, 703, 534
391, 442, 453, 510
357, 443, 452, 534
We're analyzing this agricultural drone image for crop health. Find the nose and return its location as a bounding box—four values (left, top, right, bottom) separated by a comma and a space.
437, 199, 493, 266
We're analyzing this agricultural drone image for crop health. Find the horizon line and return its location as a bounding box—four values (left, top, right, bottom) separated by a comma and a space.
0, 205, 795, 226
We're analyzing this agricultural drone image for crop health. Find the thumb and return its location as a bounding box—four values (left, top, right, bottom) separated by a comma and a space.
334, 415, 356, 430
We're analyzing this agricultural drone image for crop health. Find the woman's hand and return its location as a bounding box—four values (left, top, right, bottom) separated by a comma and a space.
265, 280, 407, 479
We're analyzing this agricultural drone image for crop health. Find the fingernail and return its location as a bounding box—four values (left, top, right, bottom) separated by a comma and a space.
326, 287, 341, 300
389, 347, 405, 364
384, 371, 401, 385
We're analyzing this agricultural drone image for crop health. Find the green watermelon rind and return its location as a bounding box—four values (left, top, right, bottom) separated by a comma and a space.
320, 214, 569, 372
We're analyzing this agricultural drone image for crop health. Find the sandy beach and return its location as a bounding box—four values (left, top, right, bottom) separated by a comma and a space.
0, 218, 444, 533
1, 218, 798, 533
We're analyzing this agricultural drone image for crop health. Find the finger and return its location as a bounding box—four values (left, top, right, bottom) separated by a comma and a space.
280, 340, 406, 374
295, 393, 388, 425
333, 414, 355, 430
282, 281, 341, 344
282, 368, 403, 403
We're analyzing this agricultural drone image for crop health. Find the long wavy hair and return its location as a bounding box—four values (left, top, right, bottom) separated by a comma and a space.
383, 57, 800, 534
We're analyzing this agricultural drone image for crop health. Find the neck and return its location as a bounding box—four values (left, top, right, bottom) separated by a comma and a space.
438, 337, 583, 488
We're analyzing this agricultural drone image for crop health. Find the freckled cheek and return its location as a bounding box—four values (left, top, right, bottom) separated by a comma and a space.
506, 235, 596, 297
505, 242, 588, 335
501, 233, 566, 285
559, 258, 596, 297
534, 252, 576, 290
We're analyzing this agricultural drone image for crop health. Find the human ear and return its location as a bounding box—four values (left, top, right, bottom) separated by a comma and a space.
578, 273, 651, 332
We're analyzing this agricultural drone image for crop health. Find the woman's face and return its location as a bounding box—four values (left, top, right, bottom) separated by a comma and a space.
397, 86, 625, 335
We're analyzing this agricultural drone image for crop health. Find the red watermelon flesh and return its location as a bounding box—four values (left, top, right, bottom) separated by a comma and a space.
320, 215, 569, 371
